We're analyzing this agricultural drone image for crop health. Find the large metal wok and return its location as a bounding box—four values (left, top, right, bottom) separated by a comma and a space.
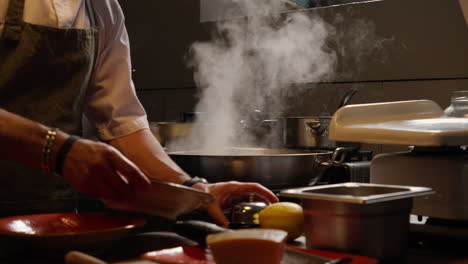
169, 148, 341, 189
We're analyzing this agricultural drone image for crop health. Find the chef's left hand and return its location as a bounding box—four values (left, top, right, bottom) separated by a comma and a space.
192, 181, 279, 227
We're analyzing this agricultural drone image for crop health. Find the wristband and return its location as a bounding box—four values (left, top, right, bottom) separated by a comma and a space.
41, 128, 57, 174
55, 135, 80, 175
182, 176, 208, 187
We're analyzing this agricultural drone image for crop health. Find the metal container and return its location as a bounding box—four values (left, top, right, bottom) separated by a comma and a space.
283, 117, 336, 149
280, 183, 434, 260
229, 202, 267, 228
169, 148, 334, 189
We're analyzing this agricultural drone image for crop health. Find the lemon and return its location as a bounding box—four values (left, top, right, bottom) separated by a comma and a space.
258, 202, 304, 241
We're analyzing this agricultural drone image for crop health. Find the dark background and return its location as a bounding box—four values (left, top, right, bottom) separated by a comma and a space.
119, 0, 468, 154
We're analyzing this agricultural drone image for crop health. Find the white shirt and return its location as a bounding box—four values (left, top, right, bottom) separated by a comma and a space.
0, 0, 149, 140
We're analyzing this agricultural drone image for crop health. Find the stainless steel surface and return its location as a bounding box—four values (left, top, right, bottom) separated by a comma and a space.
371, 148, 468, 220
340, 161, 371, 183
280, 182, 434, 204
280, 183, 434, 260
283, 117, 336, 149
230, 202, 267, 226
169, 148, 333, 189
282, 89, 356, 149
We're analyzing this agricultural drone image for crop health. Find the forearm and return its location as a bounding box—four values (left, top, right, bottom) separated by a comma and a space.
109, 128, 191, 185
0, 108, 68, 169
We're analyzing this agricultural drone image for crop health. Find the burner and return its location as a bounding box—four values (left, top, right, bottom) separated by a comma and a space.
270, 149, 372, 192
272, 150, 372, 206
315, 149, 372, 185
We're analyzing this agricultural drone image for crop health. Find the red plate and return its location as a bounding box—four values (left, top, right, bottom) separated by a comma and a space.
0, 213, 146, 252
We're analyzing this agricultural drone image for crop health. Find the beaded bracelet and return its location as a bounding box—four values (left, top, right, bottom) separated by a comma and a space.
41, 128, 57, 174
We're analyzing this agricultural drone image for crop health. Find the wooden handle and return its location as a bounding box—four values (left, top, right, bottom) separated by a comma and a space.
65, 251, 107, 264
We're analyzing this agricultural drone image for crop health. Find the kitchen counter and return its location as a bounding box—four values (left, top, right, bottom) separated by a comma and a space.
405, 232, 468, 264
2, 228, 468, 264
1, 209, 467, 264
292, 235, 468, 264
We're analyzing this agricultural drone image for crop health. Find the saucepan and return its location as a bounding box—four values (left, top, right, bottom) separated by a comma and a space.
282, 89, 358, 150
169, 147, 348, 189
283, 116, 335, 149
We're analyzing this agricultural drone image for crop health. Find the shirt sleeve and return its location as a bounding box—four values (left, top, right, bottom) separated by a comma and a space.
83, 0, 149, 141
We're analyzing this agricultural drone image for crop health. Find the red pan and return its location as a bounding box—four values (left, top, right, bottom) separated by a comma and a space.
0, 213, 146, 252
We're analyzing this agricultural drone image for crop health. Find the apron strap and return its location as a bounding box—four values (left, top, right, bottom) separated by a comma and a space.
2, 0, 97, 43
2, 0, 25, 43
76, 0, 99, 122
85, 0, 97, 29
85, 0, 98, 64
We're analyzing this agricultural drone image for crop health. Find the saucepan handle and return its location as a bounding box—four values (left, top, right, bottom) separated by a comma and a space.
311, 147, 349, 185
322, 147, 348, 166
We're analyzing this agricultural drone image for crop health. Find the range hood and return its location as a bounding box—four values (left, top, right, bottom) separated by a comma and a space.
200, 0, 383, 22
197, 0, 468, 82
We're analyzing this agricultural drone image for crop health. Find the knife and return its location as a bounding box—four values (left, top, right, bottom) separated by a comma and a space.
172, 220, 353, 264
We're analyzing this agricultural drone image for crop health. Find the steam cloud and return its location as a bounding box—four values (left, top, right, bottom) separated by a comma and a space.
168, 0, 385, 153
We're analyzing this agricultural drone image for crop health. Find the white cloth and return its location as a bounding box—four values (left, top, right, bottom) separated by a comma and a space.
0, 0, 149, 140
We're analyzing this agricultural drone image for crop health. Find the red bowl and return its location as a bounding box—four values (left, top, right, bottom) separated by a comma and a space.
0, 213, 146, 252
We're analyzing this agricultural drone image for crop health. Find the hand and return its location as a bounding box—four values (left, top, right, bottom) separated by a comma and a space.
193, 181, 279, 227
61, 138, 151, 201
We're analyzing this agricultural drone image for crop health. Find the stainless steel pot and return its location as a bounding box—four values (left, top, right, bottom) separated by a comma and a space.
283, 116, 336, 149
169, 148, 336, 189
282, 89, 358, 149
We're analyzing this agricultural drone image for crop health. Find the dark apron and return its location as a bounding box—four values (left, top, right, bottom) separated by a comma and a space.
0, 0, 99, 216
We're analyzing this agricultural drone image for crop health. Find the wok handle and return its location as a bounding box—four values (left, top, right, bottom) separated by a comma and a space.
312, 147, 349, 185
322, 147, 348, 166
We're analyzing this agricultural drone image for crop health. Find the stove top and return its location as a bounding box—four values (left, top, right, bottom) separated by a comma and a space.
410, 215, 468, 240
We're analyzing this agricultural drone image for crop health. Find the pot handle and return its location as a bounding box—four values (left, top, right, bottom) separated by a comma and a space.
310, 147, 349, 185
321, 147, 348, 166
305, 121, 325, 136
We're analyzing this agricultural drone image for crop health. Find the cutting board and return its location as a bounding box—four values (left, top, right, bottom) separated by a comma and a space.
142, 245, 378, 264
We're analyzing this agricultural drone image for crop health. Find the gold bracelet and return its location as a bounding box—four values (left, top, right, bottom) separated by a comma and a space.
41, 128, 57, 174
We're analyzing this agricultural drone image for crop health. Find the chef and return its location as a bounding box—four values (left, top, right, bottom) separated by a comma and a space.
0, 0, 278, 227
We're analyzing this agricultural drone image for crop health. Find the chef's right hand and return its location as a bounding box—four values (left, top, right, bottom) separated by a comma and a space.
60, 138, 151, 201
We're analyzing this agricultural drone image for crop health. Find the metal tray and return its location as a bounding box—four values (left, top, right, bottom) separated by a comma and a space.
279, 182, 434, 204
279, 183, 434, 260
